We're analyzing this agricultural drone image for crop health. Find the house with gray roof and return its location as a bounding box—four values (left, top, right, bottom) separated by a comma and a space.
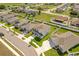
20, 22, 37, 34
6, 17, 19, 25
73, 3, 79, 12
14, 19, 30, 28
32, 23, 50, 38
56, 4, 69, 12
0, 13, 17, 22
50, 32, 79, 53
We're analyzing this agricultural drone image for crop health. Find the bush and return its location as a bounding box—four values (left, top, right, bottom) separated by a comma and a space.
0, 5, 6, 9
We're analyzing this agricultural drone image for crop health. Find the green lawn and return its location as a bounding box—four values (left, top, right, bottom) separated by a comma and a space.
73, 32, 79, 36
54, 7, 72, 16
31, 26, 58, 46
44, 49, 59, 56
39, 4, 57, 10
0, 3, 24, 7
17, 13, 26, 20
12, 28, 22, 34
44, 48, 68, 56
0, 21, 5, 24
24, 32, 33, 38
56, 28, 69, 34
29, 41, 38, 48
69, 44, 79, 53
34, 13, 57, 22
5, 24, 13, 27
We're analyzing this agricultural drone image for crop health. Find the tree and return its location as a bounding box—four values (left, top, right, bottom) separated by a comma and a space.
0, 5, 6, 9
0, 33, 4, 38
37, 7, 42, 15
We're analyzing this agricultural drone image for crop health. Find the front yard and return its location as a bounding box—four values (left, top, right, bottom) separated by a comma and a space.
44, 49, 59, 56
31, 26, 58, 47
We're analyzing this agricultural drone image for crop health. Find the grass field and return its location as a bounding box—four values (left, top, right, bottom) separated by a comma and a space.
34, 13, 57, 22
0, 3, 24, 7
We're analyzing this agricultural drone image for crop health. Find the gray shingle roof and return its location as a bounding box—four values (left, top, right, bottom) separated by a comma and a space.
51, 32, 79, 53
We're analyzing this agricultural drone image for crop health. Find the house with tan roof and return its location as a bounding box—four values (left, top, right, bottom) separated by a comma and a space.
32, 23, 50, 38
73, 3, 79, 12
50, 31, 79, 53
51, 16, 69, 23
71, 18, 79, 27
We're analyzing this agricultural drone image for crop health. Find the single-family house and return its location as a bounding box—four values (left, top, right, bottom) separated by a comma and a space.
71, 18, 79, 27
20, 22, 37, 34
50, 32, 79, 53
51, 16, 68, 23
73, 3, 79, 12
14, 19, 30, 28
32, 23, 50, 38
6, 17, 19, 25
56, 3, 69, 12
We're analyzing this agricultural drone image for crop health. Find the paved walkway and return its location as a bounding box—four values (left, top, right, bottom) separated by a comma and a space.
35, 40, 52, 55
23, 36, 34, 44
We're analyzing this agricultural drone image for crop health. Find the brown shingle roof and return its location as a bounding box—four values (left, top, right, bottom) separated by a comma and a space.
71, 18, 79, 25
55, 16, 68, 22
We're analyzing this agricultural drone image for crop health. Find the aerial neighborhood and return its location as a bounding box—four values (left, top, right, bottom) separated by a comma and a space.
0, 3, 79, 56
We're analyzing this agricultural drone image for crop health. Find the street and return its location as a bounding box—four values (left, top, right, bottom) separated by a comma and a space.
0, 27, 37, 56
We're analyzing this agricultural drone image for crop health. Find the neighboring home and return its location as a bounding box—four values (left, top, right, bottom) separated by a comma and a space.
24, 9, 38, 15
20, 22, 37, 34
14, 19, 30, 28
16, 6, 38, 15
6, 17, 19, 25
56, 3, 69, 12
1, 13, 17, 22
71, 18, 79, 27
50, 32, 79, 53
0, 13, 8, 21
51, 16, 68, 23
32, 23, 50, 39
73, 3, 79, 12
15, 6, 26, 12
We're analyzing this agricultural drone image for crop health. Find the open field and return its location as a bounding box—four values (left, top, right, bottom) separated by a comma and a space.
0, 3, 24, 7
0, 41, 15, 56
34, 13, 57, 22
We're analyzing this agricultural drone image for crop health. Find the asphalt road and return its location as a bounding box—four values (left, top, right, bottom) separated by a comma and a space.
0, 27, 37, 56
